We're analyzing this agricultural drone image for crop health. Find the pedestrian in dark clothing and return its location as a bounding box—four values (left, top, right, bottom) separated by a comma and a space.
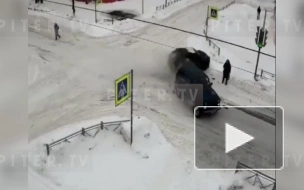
54, 23, 61, 40
257, 6, 261, 20
72, 0, 76, 17
222, 59, 231, 85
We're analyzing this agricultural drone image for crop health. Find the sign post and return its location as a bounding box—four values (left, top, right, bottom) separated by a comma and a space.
254, 10, 268, 80
207, 6, 219, 40
115, 70, 133, 145
130, 70, 133, 145
95, 0, 97, 23
205, 6, 209, 40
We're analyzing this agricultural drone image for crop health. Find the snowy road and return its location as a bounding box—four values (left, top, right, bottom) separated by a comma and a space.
195, 108, 276, 169
28, 0, 274, 164
101, 0, 231, 49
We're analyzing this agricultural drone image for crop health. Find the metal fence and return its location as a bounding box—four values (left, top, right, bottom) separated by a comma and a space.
260, 69, 275, 80
156, 0, 182, 11
235, 162, 276, 190
45, 119, 130, 156
208, 38, 220, 56
204, 29, 220, 56
219, 0, 236, 11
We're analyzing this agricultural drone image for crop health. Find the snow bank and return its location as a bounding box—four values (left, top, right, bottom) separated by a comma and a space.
29, 115, 256, 190
121, 116, 170, 154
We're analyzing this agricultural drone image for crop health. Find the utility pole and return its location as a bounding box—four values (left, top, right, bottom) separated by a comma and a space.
142, 0, 144, 14
206, 6, 209, 40
254, 10, 267, 80
130, 69, 134, 145
95, 0, 97, 23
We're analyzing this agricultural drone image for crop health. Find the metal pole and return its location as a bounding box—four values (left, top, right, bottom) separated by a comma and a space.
262, 10, 267, 30
130, 69, 133, 145
142, 0, 144, 14
254, 47, 261, 80
46, 144, 50, 156
95, 0, 97, 23
254, 10, 266, 81
206, 6, 209, 40
165, 0, 167, 7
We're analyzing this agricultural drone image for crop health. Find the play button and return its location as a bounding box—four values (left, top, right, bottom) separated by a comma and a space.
225, 123, 254, 153
195, 107, 284, 169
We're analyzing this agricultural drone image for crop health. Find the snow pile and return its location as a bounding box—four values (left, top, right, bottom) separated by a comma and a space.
29, 115, 260, 190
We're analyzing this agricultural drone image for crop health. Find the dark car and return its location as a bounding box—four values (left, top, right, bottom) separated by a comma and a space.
174, 60, 221, 118
107, 10, 137, 21
168, 47, 210, 72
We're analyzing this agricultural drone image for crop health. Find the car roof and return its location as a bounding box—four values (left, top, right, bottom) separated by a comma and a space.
179, 60, 211, 85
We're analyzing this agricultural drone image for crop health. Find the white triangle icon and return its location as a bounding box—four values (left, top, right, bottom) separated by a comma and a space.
225, 123, 254, 153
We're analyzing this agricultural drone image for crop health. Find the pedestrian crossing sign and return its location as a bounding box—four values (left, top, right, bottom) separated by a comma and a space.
209, 7, 219, 20
115, 72, 131, 107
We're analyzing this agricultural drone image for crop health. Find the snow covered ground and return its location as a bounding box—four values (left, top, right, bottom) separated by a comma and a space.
186, 0, 275, 106
207, 2, 275, 71
28, 0, 276, 189
28, 0, 203, 37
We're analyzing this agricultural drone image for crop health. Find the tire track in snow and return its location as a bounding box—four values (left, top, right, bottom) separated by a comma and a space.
29, 64, 40, 86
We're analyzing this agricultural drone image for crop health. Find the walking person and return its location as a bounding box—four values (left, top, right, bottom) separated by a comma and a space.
222, 59, 231, 85
257, 6, 261, 20
54, 23, 61, 41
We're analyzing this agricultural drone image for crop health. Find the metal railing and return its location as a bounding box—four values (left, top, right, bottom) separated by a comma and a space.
204, 28, 220, 56
261, 69, 275, 80
219, 0, 236, 11
45, 119, 130, 156
208, 38, 220, 56
156, 0, 182, 11
235, 162, 276, 190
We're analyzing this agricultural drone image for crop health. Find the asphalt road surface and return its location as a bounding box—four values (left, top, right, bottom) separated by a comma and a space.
195, 107, 280, 169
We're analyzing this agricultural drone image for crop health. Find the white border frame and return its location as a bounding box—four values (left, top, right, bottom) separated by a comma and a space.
193, 105, 284, 171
